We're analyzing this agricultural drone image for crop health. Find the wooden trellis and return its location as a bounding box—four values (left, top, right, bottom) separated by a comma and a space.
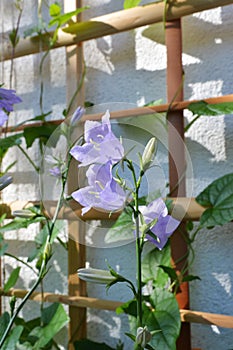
1, 1, 233, 349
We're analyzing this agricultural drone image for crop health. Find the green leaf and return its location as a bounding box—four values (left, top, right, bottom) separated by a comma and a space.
0, 312, 10, 339
49, 7, 89, 28
124, 0, 142, 9
188, 100, 233, 116
29, 303, 69, 349
0, 216, 45, 233
15, 316, 41, 345
145, 288, 181, 350
4, 267, 21, 292
2, 325, 24, 350
0, 133, 23, 158
15, 111, 52, 129
74, 339, 115, 350
104, 208, 134, 243
23, 124, 59, 148
49, 3, 61, 17
182, 274, 201, 282
142, 245, 171, 288
158, 266, 177, 284
196, 173, 233, 227
116, 299, 137, 317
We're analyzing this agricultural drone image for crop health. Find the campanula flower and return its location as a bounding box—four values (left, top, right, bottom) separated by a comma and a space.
72, 161, 126, 215
0, 87, 22, 126
140, 198, 180, 250
70, 110, 124, 167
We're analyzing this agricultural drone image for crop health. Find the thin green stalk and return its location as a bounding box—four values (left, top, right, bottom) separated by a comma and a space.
5, 252, 38, 275
17, 145, 39, 173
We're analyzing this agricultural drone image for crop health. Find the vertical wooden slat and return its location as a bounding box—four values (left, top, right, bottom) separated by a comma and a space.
65, 1, 86, 349
165, 19, 191, 349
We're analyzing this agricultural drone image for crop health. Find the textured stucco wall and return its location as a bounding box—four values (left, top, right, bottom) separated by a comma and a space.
1, 0, 233, 349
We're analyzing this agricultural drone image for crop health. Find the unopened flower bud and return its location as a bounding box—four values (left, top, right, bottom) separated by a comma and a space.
78, 267, 116, 284
141, 137, 157, 172
12, 209, 35, 218
0, 174, 13, 191
136, 326, 152, 348
70, 106, 85, 125
43, 242, 52, 263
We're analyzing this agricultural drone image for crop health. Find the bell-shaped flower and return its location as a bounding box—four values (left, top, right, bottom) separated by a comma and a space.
70, 110, 124, 167
0, 87, 22, 126
140, 198, 180, 250
72, 161, 126, 215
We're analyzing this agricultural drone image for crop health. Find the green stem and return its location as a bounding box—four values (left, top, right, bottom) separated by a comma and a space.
5, 252, 38, 275
17, 145, 39, 173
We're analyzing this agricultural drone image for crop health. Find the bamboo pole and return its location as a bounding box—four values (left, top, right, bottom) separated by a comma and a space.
3, 93, 233, 134
0, 197, 205, 221
0, 287, 233, 329
65, 1, 86, 348
166, 17, 191, 349
1, 0, 233, 61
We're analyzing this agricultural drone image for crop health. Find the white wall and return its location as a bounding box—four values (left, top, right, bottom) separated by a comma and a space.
1, 1, 233, 349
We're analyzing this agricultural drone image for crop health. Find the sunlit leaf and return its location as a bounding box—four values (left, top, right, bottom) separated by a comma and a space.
196, 173, 233, 227
0, 216, 45, 233
188, 100, 233, 116
49, 7, 89, 28
124, 0, 142, 9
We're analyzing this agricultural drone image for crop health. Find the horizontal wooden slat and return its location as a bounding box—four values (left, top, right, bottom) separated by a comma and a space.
1, 287, 233, 328
0, 197, 205, 221
3, 94, 233, 134
1, 0, 233, 61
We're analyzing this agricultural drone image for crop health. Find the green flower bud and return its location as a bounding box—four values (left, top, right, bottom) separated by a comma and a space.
12, 209, 35, 218
78, 267, 116, 284
141, 137, 157, 172
136, 326, 152, 348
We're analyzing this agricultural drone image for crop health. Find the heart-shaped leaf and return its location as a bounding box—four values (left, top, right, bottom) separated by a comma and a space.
145, 288, 181, 350
196, 173, 233, 227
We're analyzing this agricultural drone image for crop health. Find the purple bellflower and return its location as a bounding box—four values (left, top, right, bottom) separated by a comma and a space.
72, 161, 126, 215
140, 198, 180, 250
70, 110, 124, 167
0, 87, 22, 127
